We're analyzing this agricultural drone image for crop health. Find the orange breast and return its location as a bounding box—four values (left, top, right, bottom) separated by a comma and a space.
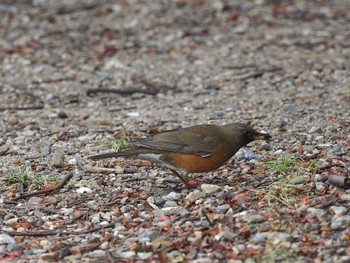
163, 145, 234, 173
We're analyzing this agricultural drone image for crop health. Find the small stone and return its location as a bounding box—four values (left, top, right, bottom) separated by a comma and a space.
186, 190, 205, 203
339, 194, 350, 201
330, 206, 347, 216
163, 200, 178, 207
100, 241, 109, 249
51, 152, 65, 168
0, 234, 15, 245
76, 187, 92, 194
127, 111, 140, 117
153, 209, 165, 217
40, 240, 52, 250
39, 253, 59, 262
309, 126, 321, 133
315, 182, 325, 191
274, 149, 283, 155
154, 197, 166, 206
252, 232, 267, 242
0, 245, 6, 255
163, 191, 182, 200
0, 145, 9, 156
58, 111, 68, 118
7, 242, 18, 252
201, 184, 221, 194
3, 218, 18, 225
331, 215, 350, 229
131, 93, 145, 100
28, 197, 43, 206
247, 214, 266, 223
192, 258, 212, 263
34, 209, 46, 218
138, 252, 152, 260
307, 207, 326, 218
270, 232, 291, 244
120, 251, 136, 258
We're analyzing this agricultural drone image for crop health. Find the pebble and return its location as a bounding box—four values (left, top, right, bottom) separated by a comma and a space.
0, 245, 6, 255
331, 215, 350, 229
0, 234, 16, 245
309, 126, 321, 133
119, 251, 136, 258
339, 194, 350, 201
247, 214, 266, 223
51, 152, 65, 168
330, 206, 347, 216
27, 197, 43, 206
57, 111, 68, 118
242, 149, 262, 160
76, 187, 92, 194
315, 182, 325, 191
315, 135, 324, 141
201, 184, 221, 194
153, 209, 165, 217
192, 258, 213, 263
40, 240, 52, 250
138, 252, 152, 260
252, 232, 267, 242
39, 253, 59, 261
154, 197, 166, 206
127, 111, 140, 117
163, 191, 182, 201
269, 232, 291, 244
163, 200, 178, 207
99, 241, 109, 249
186, 190, 205, 203
6, 242, 17, 252
34, 209, 46, 218
274, 149, 283, 155
307, 207, 326, 219
3, 218, 18, 225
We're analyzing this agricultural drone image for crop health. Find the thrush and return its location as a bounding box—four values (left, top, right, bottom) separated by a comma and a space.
88, 123, 271, 187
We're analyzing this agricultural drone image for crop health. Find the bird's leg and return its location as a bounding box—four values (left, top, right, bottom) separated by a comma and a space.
169, 169, 191, 188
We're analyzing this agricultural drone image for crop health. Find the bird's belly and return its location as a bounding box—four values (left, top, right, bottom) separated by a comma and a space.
163, 146, 234, 173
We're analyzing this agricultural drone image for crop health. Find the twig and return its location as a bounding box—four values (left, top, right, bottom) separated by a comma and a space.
0, 145, 9, 156
82, 164, 122, 174
328, 174, 350, 189
32, 76, 76, 84
10, 172, 73, 201
86, 88, 159, 96
232, 66, 283, 80
316, 163, 341, 172
292, 92, 325, 100
203, 208, 214, 226
109, 106, 137, 112
122, 176, 153, 183
0, 105, 44, 111
3, 222, 115, 237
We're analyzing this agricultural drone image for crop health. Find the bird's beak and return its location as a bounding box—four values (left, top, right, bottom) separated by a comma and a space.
252, 132, 272, 141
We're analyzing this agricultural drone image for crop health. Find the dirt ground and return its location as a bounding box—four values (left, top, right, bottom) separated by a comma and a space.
1, 0, 350, 262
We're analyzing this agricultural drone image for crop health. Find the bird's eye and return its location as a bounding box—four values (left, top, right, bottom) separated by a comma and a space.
243, 130, 250, 137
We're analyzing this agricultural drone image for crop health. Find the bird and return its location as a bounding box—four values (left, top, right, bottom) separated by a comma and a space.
88, 123, 271, 187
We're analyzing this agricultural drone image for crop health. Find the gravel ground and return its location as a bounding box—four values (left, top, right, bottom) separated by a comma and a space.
1, 0, 350, 262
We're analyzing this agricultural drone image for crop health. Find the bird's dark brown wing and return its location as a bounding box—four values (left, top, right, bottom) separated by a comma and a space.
131, 124, 227, 156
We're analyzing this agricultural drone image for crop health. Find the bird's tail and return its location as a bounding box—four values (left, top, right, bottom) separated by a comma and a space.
88, 151, 137, 160
88, 147, 155, 160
